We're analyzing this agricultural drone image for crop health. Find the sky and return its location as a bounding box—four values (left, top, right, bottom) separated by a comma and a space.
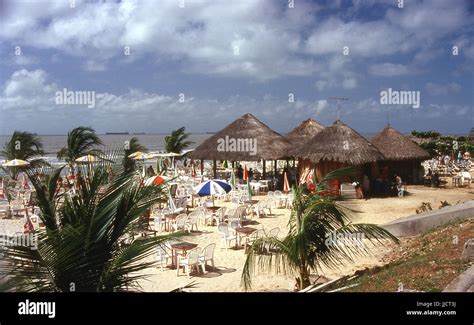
0, 0, 473, 135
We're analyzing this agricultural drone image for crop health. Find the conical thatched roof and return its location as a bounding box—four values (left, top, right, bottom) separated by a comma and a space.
189, 113, 290, 161
286, 118, 325, 147
371, 126, 430, 161
293, 120, 384, 164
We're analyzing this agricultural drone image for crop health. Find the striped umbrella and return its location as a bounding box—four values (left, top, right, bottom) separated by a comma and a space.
144, 175, 169, 186
194, 179, 231, 197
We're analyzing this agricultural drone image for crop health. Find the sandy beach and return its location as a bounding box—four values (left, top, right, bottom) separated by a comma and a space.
1, 186, 472, 292
136, 186, 474, 292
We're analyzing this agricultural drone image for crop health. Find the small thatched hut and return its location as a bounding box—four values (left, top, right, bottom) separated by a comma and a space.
286, 118, 325, 148
294, 120, 384, 181
189, 113, 290, 177
371, 126, 431, 184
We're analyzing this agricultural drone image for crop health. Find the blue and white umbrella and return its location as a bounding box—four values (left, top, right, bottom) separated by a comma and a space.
194, 179, 232, 197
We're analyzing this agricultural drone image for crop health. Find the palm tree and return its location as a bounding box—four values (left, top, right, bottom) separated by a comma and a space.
241, 168, 399, 291
0, 131, 45, 180
0, 164, 173, 292
57, 126, 103, 176
164, 127, 193, 154
123, 137, 147, 173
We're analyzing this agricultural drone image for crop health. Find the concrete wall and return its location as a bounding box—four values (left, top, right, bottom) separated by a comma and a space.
382, 200, 474, 237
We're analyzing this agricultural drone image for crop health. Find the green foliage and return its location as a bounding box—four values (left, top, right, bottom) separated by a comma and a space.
0, 131, 46, 180
241, 168, 399, 291
0, 165, 174, 292
164, 127, 193, 154
411, 130, 440, 139
57, 127, 103, 175
123, 137, 147, 173
412, 129, 473, 156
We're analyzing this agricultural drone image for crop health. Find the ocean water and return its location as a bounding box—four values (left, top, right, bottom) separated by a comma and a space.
0, 134, 211, 160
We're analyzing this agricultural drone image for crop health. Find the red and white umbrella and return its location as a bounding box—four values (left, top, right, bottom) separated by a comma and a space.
283, 171, 290, 192
144, 175, 169, 186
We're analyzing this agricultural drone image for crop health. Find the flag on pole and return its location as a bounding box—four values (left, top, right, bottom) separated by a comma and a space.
243, 164, 248, 181
283, 171, 290, 192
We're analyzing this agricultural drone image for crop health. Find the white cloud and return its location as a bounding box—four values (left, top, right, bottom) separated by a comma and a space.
425, 82, 462, 96
369, 63, 414, 76
1, 0, 469, 80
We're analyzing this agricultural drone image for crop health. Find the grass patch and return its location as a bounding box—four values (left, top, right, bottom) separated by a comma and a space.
344, 218, 473, 292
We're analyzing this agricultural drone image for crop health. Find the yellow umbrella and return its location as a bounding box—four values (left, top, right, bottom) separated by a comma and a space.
131, 153, 153, 160
75, 155, 98, 163
2, 159, 30, 167
128, 151, 144, 159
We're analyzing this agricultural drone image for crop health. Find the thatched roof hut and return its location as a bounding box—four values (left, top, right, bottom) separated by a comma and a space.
294, 120, 384, 165
286, 118, 325, 148
371, 126, 430, 161
189, 113, 290, 161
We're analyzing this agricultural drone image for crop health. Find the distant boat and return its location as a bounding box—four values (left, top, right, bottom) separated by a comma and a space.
133, 132, 146, 135
105, 132, 129, 135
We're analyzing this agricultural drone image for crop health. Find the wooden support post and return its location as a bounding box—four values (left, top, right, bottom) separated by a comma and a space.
262, 159, 266, 179
213, 159, 217, 179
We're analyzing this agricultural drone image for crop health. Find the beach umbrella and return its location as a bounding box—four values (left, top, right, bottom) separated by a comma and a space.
194, 179, 232, 197
243, 164, 248, 181
2, 159, 30, 167
283, 171, 290, 192
130, 152, 153, 160
129, 152, 153, 177
145, 175, 169, 186
128, 151, 144, 159
75, 155, 98, 163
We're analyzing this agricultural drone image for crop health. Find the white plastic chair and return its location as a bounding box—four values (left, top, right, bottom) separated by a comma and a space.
198, 243, 216, 273
153, 212, 165, 233
266, 227, 280, 238
171, 214, 188, 233
244, 229, 266, 251
186, 211, 199, 232
195, 206, 212, 226
213, 206, 227, 225
177, 248, 203, 278
156, 244, 172, 271
231, 197, 241, 208
218, 223, 237, 250
236, 205, 248, 221
252, 200, 267, 218
224, 208, 237, 223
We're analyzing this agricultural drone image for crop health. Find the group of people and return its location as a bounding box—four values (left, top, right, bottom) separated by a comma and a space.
360, 171, 405, 197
